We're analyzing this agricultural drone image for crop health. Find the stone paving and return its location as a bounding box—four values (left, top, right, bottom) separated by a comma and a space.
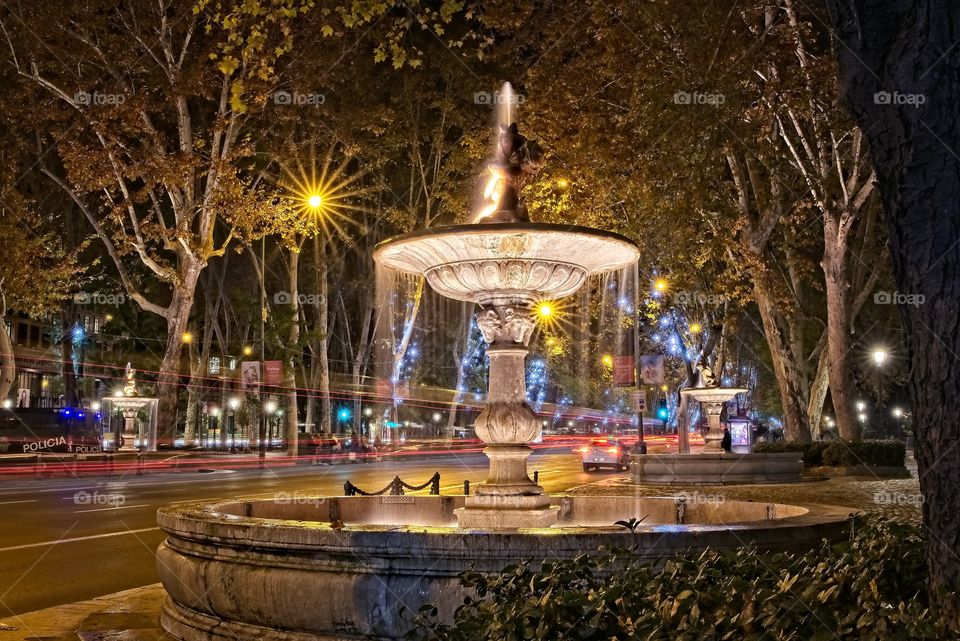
567, 457, 923, 522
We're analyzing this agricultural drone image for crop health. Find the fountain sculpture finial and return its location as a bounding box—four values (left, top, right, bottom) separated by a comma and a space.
475, 122, 544, 223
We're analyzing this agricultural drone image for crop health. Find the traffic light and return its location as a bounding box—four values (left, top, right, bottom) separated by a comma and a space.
656, 401, 668, 422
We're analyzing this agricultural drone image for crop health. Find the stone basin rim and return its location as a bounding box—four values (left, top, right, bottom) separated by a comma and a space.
373, 222, 641, 266
157, 495, 860, 542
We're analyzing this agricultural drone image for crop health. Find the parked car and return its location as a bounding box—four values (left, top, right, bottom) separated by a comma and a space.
576, 438, 630, 472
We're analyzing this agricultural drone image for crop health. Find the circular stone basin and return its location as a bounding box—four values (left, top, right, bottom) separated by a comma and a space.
157, 494, 857, 641
374, 223, 640, 305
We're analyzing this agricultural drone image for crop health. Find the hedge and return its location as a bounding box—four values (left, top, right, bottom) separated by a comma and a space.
755, 439, 905, 468
409, 517, 955, 641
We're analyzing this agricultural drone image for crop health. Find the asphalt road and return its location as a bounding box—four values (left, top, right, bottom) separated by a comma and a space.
0, 449, 610, 617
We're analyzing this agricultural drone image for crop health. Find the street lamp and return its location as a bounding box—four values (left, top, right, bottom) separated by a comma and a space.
872, 349, 888, 367
228, 397, 240, 453
307, 193, 323, 210
892, 407, 903, 418
856, 400, 866, 412
858, 412, 868, 422
265, 400, 277, 414
1, 399, 11, 409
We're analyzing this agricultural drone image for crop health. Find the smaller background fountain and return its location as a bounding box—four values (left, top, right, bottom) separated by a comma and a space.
102, 364, 158, 451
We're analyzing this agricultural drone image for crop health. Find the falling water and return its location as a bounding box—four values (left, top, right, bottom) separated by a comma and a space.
498, 81, 515, 128
373, 261, 640, 433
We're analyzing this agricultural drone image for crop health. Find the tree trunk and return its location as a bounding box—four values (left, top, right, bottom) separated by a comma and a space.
753, 279, 811, 442
284, 247, 300, 455
155, 261, 202, 446
823, 218, 860, 440
829, 0, 960, 617
314, 235, 331, 434
807, 348, 830, 439
60, 307, 79, 407
0, 292, 15, 402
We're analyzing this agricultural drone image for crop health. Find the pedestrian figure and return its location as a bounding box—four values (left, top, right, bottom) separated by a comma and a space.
721, 426, 732, 453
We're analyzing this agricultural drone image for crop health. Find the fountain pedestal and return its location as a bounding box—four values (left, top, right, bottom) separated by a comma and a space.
457, 342, 558, 528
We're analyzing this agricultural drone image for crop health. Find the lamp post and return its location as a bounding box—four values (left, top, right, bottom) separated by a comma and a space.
228, 397, 240, 453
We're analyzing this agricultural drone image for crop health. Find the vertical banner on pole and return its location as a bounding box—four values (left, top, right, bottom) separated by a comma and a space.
240, 361, 261, 397
613, 356, 636, 387
639, 355, 665, 385
263, 361, 283, 386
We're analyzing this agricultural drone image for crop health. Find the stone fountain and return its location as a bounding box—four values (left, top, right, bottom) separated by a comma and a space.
156, 95, 850, 641
634, 362, 803, 484
375, 224, 638, 527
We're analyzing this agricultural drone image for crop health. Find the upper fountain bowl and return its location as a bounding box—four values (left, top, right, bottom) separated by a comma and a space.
374, 223, 641, 305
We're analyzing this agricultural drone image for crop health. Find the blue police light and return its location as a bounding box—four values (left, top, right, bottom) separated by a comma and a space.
657, 407, 669, 421
337, 407, 351, 422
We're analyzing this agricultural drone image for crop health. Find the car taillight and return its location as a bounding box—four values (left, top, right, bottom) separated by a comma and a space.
608, 447, 619, 454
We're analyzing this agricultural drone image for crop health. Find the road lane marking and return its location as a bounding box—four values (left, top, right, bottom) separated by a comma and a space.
0, 527, 161, 552
0, 499, 37, 505
74, 504, 151, 514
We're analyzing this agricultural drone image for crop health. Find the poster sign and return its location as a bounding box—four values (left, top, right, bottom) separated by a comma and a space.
632, 389, 647, 413
240, 361, 261, 396
613, 355, 635, 386
639, 355, 665, 385
263, 360, 283, 386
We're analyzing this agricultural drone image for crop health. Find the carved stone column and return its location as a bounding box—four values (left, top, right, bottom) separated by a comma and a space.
700, 401, 726, 452
455, 306, 559, 528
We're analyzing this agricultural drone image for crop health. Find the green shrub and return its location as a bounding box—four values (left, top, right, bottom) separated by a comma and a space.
821, 439, 906, 468
754, 440, 829, 466
409, 517, 954, 641
754, 439, 905, 468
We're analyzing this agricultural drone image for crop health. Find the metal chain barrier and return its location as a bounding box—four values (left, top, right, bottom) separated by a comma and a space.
343, 472, 441, 497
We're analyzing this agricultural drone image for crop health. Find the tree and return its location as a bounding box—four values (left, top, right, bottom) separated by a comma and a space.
0, 156, 80, 400
828, 0, 960, 618
1, 0, 313, 443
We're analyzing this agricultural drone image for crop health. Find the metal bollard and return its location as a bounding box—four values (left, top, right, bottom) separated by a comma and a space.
463, 479, 470, 495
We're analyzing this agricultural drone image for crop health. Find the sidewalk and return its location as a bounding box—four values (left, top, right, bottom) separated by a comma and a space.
0, 585, 168, 641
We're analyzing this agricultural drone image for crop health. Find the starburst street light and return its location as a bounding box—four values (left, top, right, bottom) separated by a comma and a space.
280, 145, 372, 237
872, 349, 888, 367
601, 354, 614, 368
537, 302, 554, 318
654, 279, 667, 292
689, 322, 702, 334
